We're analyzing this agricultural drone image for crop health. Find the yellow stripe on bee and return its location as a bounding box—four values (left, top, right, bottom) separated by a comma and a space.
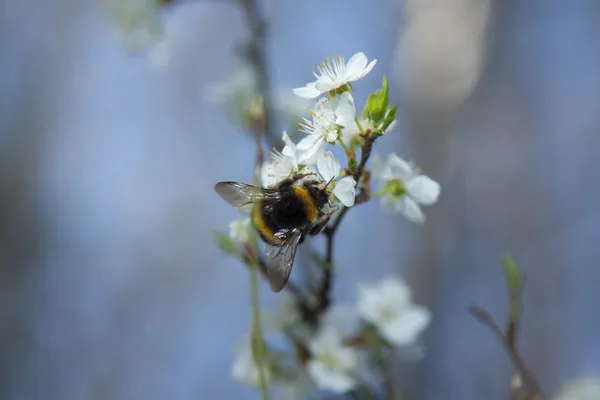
252, 203, 275, 243
293, 186, 318, 223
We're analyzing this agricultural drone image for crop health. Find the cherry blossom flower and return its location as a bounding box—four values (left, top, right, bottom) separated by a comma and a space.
293, 53, 377, 99
357, 276, 431, 347
372, 153, 440, 223
306, 326, 359, 393
296, 93, 355, 165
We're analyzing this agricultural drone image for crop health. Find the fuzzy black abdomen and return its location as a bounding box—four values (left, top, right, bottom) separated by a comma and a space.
261, 195, 308, 232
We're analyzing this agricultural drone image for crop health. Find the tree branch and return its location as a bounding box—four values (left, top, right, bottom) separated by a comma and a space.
469, 289, 543, 399
238, 0, 279, 150
305, 136, 377, 322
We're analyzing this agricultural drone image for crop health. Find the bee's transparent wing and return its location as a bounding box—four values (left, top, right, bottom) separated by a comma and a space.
264, 229, 303, 292
214, 182, 283, 213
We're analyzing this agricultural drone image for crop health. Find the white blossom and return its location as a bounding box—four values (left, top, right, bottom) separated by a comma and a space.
205, 65, 310, 121
372, 153, 440, 223
293, 53, 377, 99
228, 218, 253, 244
231, 337, 271, 387
103, 0, 165, 54
553, 376, 600, 400
357, 276, 431, 347
306, 326, 359, 394
317, 151, 356, 207
297, 93, 355, 165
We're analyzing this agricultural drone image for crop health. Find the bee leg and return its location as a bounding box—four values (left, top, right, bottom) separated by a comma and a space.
299, 233, 306, 244
309, 212, 333, 235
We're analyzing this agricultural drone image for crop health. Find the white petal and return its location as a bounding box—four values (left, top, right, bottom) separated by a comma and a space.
387, 154, 414, 180
341, 124, 360, 143
260, 162, 278, 188
356, 283, 384, 324
371, 153, 386, 181
314, 75, 339, 92
349, 59, 377, 81
344, 52, 369, 80
296, 135, 325, 165
292, 83, 322, 99
334, 92, 356, 128
379, 306, 431, 347
378, 277, 412, 305
406, 175, 440, 205
281, 131, 295, 150
396, 196, 425, 223
317, 151, 341, 182
333, 177, 356, 207
307, 362, 356, 394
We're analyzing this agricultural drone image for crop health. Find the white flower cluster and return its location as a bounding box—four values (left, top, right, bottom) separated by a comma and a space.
231, 276, 431, 396
103, 0, 164, 50
256, 52, 385, 208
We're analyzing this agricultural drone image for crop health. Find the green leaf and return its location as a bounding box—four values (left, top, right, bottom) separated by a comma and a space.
214, 232, 244, 259
502, 252, 523, 291
378, 75, 389, 116
380, 104, 398, 132
362, 75, 390, 125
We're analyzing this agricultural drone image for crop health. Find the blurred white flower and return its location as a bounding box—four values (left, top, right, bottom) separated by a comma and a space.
205, 65, 310, 122
231, 337, 272, 387
293, 53, 377, 99
553, 375, 600, 400
103, 0, 165, 54
372, 153, 440, 223
228, 218, 253, 244
297, 93, 355, 165
317, 151, 356, 207
307, 326, 359, 394
357, 276, 431, 347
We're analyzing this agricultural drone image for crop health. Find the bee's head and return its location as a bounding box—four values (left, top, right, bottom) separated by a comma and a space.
303, 180, 330, 208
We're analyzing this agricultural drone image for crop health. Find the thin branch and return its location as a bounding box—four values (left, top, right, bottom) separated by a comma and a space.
238, 0, 279, 149
307, 136, 377, 320
469, 305, 543, 399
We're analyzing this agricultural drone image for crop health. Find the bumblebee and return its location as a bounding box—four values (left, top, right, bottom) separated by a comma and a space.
214, 173, 334, 292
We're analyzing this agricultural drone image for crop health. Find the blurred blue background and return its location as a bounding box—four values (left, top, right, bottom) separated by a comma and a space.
1, 0, 600, 399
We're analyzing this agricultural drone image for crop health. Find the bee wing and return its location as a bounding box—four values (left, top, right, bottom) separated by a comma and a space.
214, 182, 283, 213
264, 229, 303, 292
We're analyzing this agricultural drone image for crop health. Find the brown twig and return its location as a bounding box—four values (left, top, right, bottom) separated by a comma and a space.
470, 300, 543, 399
306, 136, 377, 321
238, 0, 279, 150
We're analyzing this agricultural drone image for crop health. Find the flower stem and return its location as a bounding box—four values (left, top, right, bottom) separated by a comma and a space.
249, 261, 269, 400
372, 332, 395, 400
354, 116, 364, 134
338, 136, 350, 153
